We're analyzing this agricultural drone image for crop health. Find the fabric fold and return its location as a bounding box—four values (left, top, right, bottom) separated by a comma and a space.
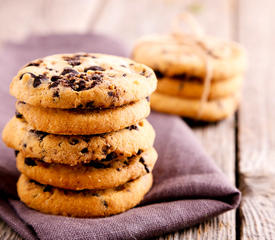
0, 34, 240, 240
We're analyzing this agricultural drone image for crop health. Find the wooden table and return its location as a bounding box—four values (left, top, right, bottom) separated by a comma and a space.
0, 0, 274, 239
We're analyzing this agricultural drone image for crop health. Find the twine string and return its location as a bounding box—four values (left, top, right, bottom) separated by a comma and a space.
171, 12, 213, 119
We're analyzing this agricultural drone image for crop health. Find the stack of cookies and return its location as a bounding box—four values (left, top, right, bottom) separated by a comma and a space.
132, 34, 246, 122
2, 53, 157, 217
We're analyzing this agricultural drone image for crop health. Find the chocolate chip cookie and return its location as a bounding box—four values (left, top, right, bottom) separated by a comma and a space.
151, 92, 240, 122
15, 99, 150, 135
132, 34, 246, 80
10, 53, 157, 109
3, 117, 155, 166
16, 148, 157, 190
17, 173, 153, 217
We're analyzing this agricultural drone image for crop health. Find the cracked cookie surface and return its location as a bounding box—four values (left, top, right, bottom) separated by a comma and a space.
10, 53, 157, 109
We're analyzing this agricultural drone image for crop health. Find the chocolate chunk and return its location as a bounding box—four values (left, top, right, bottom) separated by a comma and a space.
116, 168, 121, 172
122, 73, 127, 77
146, 96, 150, 102
126, 125, 138, 130
24, 158, 37, 166
43, 185, 53, 193
123, 160, 129, 166
84, 66, 105, 72
69, 139, 79, 145
81, 148, 89, 154
14, 150, 19, 157
53, 90, 59, 98
139, 157, 150, 173
61, 68, 79, 76
15, 111, 23, 119
29, 129, 49, 141
23, 143, 27, 148
107, 91, 119, 98
140, 69, 146, 76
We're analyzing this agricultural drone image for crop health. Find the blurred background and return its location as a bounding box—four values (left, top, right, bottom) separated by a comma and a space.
0, 0, 235, 47
1, 0, 275, 239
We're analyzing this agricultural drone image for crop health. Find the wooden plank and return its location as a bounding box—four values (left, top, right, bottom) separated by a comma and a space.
238, 0, 275, 238
0, 221, 21, 240
94, 0, 237, 239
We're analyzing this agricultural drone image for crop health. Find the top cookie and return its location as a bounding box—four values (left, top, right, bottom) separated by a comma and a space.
132, 34, 246, 80
10, 53, 157, 109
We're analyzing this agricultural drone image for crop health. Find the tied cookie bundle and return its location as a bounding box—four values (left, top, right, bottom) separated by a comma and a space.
132, 14, 247, 122
2, 53, 158, 217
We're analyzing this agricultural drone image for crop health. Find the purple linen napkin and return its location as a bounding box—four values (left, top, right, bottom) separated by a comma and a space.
0, 33, 240, 240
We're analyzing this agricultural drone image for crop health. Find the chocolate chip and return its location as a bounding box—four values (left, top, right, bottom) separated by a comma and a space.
82, 136, 91, 143
104, 152, 118, 161
146, 96, 150, 102
14, 150, 19, 157
115, 185, 126, 191
139, 157, 150, 173
76, 104, 83, 109
69, 139, 79, 145
120, 64, 126, 68
23, 143, 27, 148
123, 160, 129, 166
32, 74, 48, 88
103, 200, 108, 208
29, 129, 48, 141
84, 66, 105, 72
25, 60, 42, 67
84, 161, 109, 169
24, 158, 37, 166
122, 73, 127, 77
126, 125, 138, 130
154, 70, 164, 78
43, 185, 53, 193
51, 76, 60, 82
53, 90, 59, 98
63, 56, 81, 66
140, 69, 146, 76
15, 111, 23, 119
116, 168, 121, 172
61, 68, 79, 76
102, 144, 111, 154
86, 101, 94, 108
137, 149, 143, 155
81, 148, 88, 154
91, 193, 99, 197
48, 80, 60, 88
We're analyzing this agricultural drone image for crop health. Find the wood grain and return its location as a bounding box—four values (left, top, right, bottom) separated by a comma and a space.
238, 0, 275, 239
